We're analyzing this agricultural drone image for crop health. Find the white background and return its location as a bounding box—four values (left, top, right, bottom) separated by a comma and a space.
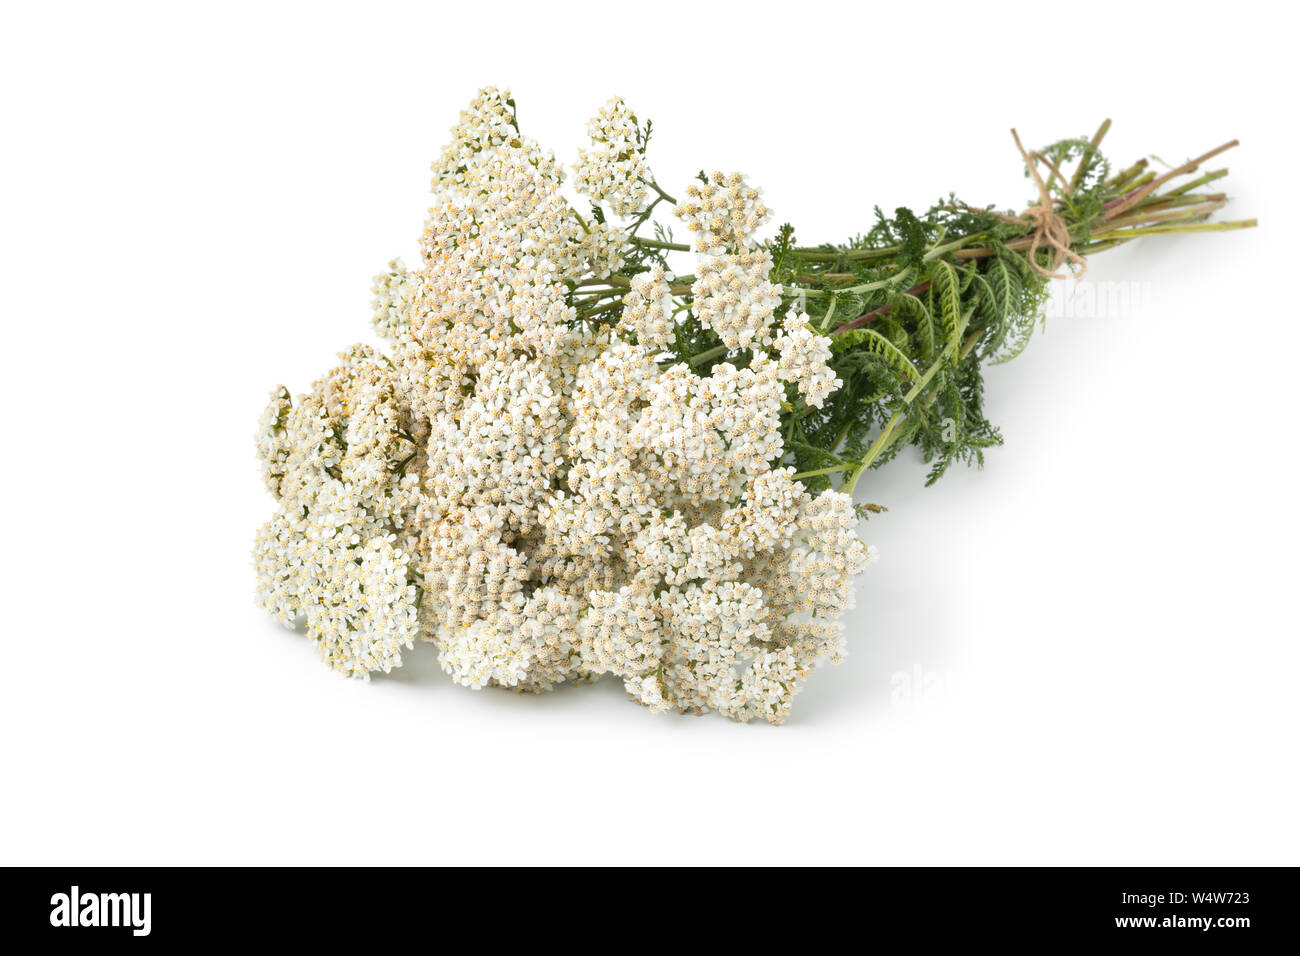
3, 1, 1295, 866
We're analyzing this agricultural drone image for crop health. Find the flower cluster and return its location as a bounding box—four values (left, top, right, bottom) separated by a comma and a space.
674, 170, 770, 253
253, 346, 423, 678
573, 97, 648, 218
254, 89, 874, 723
691, 249, 783, 349
618, 265, 677, 350
774, 309, 840, 408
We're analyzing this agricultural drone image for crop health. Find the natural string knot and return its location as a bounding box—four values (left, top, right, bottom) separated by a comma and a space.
1009, 128, 1087, 280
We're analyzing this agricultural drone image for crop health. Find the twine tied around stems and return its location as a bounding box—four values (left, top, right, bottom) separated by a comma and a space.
1007, 128, 1087, 280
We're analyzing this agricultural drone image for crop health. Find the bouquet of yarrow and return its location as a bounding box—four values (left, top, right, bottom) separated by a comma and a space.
253, 88, 1254, 723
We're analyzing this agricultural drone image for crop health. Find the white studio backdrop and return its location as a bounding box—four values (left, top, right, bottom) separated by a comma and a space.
1, 1, 1295, 865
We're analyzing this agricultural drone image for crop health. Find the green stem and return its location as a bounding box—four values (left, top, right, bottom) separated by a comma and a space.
1091, 218, 1257, 240
645, 179, 677, 206
792, 463, 852, 480
689, 345, 730, 367
922, 234, 985, 262
1161, 168, 1229, 199
631, 237, 691, 253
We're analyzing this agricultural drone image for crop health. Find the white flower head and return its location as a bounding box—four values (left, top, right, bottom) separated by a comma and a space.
573, 97, 648, 218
